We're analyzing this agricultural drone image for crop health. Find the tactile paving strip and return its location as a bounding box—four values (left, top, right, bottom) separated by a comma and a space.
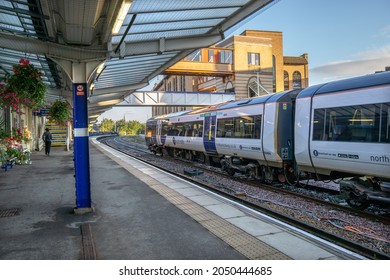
80, 223, 97, 260
95, 143, 292, 260
0, 208, 20, 218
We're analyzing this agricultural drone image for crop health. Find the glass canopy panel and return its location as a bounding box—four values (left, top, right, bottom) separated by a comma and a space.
126, 18, 223, 35
111, 0, 251, 42
0, 0, 58, 89
94, 51, 180, 90
115, 28, 212, 44
130, 0, 250, 12
132, 8, 239, 25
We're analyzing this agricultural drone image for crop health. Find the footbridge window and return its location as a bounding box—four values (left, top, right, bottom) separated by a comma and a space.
219, 50, 232, 64
185, 50, 202, 62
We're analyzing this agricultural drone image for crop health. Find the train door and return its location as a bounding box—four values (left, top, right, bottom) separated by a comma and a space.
203, 114, 217, 153
158, 119, 167, 145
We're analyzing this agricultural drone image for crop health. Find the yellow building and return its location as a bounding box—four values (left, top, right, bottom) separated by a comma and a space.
153, 30, 309, 116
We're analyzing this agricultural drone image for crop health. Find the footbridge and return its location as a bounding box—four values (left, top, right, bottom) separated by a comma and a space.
114, 91, 235, 107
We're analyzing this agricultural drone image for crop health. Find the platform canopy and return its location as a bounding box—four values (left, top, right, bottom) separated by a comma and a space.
0, 0, 277, 122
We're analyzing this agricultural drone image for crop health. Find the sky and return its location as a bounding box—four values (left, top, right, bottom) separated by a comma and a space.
97, 0, 390, 123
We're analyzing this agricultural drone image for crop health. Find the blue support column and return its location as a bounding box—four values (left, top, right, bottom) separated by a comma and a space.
73, 83, 92, 212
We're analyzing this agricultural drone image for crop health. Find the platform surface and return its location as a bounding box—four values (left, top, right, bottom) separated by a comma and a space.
0, 139, 356, 260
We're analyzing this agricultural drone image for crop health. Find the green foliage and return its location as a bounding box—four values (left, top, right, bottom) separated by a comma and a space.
6, 147, 19, 158
99, 118, 115, 132
49, 100, 70, 124
4, 58, 46, 110
115, 119, 144, 136
0, 129, 10, 139
98, 118, 145, 135
0, 146, 6, 164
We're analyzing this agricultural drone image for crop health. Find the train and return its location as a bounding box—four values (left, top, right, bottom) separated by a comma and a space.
145, 71, 390, 209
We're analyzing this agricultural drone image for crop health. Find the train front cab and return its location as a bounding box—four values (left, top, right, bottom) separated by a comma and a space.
145, 119, 157, 149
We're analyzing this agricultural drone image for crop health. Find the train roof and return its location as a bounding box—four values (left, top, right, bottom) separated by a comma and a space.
147, 110, 191, 122
297, 71, 390, 98
147, 89, 303, 121
197, 89, 301, 112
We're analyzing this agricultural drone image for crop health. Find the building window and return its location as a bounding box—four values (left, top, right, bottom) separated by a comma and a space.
284, 71, 289, 90
219, 50, 232, 64
293, 71, 302, 88
208, 50, 214, 62
248, 52, 260, 65
272, 55, 276, 92
225, 81, 234, 93
247, 77, 268, 97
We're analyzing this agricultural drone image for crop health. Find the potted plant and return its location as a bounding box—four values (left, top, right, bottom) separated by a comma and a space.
4, 58, 46, 110
49, 100, 70, 124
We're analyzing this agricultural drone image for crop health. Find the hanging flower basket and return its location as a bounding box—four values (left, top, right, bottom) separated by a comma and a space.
49, 100, 70, 124
0, 83, 22, 113
4, 58, 46, 110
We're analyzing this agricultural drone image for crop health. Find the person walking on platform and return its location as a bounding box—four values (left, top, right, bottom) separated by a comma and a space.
42, 128, 53, 156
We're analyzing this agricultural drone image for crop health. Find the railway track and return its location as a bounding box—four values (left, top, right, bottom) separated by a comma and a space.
97, 135, 390, 259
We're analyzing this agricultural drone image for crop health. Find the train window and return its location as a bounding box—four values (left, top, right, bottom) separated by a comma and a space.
381, 103, 390, 143
167, 121, 203, 137
196, 122, 203, 137
146, 122, 156, 137
312, 109, 326, 140
217, 115, 261, 139
167, 123, 179, 136
161, 121, 168, 136
313, 103, 387, 143
217, 118, 233, 137
254, 115, 262, 139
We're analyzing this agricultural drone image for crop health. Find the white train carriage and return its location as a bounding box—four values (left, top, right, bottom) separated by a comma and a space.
163, 111, 206, 156
213, 90, 300, 179
146, 90, 300, 180
146, 71, 390, 209
295, 71, 390, 208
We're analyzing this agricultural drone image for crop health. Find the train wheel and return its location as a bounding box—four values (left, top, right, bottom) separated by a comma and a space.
197, 153, 206, 163
346, 192, 370, 210
185, 151, 193, 161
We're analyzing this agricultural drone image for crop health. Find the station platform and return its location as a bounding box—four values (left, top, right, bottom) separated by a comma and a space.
0, 138, 361, 260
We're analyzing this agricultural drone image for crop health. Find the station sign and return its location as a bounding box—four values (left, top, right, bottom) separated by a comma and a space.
33, 108, 50, 116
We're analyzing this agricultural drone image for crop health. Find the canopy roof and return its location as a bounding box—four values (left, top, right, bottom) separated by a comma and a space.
0, 0, 276, 122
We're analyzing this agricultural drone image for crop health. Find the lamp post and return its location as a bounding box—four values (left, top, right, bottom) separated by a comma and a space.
123, 112, 133, 122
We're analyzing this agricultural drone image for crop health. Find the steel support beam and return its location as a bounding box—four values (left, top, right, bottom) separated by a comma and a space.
110, 33, 223, 57
0, 32, 107, 62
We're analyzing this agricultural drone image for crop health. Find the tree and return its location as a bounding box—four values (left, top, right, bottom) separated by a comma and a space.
115, 119, 127, 136
99, 118, 115, 132
128, 120, 144, 135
